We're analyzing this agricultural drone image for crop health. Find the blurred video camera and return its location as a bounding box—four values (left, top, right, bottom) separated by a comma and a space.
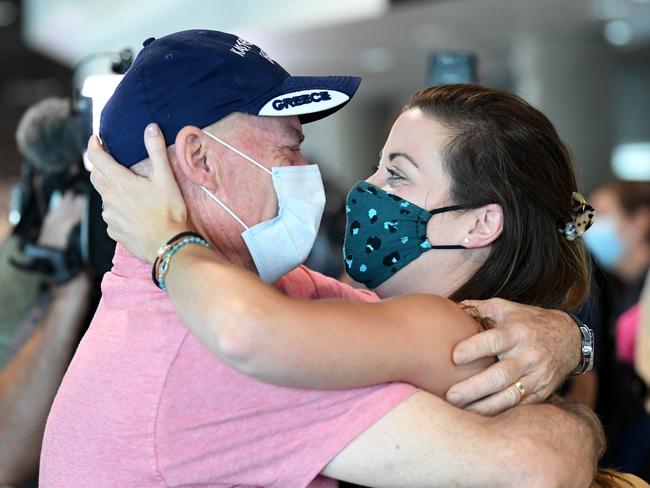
8, 49, 133, 284
9, 97, 113, 283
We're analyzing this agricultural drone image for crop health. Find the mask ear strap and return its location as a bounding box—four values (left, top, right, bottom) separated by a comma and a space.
429, 244, 467, 249
426, 204, 467, 249
202, 131, 272, 175
429, 204, 465, 216
200, 186, 249, 230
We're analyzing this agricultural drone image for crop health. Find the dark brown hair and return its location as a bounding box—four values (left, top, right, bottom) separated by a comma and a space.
404, 84, 590, 310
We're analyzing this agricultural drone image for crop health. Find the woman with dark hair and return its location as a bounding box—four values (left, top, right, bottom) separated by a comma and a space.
91, 84, 623, 485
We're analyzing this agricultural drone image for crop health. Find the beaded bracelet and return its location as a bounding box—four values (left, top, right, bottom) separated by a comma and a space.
152, 232, 209, 290
152, 232, 200, 288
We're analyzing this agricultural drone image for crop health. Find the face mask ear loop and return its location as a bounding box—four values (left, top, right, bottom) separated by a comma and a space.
200, 186, 249, 230
428, 204, 466, 216
426, 204, 468, 249
202, 131, 272, 175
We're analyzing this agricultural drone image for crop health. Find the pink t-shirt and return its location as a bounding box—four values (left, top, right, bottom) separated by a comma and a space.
40, 246, 417, 487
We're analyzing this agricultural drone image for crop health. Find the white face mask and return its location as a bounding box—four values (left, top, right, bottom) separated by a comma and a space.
200, 130, 326, 282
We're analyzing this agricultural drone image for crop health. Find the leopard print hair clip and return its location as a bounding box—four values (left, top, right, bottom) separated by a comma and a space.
559, 192, 596, 242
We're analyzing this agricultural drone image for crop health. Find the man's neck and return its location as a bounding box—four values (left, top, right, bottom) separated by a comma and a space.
193, 221, 257, 273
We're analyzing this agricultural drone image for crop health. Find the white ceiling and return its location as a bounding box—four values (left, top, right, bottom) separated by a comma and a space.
248, 0, 650, 104
22, 0, 388, 66
23, 0, 650, 107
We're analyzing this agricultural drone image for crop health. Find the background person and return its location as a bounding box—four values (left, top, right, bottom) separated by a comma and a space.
0, 97, 111, 486
576, 181, 650, 477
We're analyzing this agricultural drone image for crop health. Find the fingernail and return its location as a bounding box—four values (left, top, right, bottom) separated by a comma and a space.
146, 123, 160, 137
447, 390, 463, 405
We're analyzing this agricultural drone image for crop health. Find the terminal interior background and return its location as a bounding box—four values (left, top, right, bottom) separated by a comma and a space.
1, 0, 650, 243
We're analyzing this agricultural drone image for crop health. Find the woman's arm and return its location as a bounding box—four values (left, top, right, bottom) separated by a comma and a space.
164, 242, 492, 396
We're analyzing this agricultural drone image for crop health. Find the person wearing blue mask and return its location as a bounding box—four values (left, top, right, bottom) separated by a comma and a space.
584, 182, 650, 279
83, 60, 611, 486
579, 180, 650, 478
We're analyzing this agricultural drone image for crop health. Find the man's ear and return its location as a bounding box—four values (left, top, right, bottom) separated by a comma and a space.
173, 126, 217, 190
463, 203, 504, 248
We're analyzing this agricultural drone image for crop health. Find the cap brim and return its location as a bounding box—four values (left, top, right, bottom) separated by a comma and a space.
247, 75, 361, 124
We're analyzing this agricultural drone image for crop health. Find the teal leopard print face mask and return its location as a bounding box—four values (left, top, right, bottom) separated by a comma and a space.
343, 182, 467, 288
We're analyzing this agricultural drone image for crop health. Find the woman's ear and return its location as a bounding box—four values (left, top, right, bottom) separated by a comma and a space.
173, 126, 217, 190
463, 203, 503, 248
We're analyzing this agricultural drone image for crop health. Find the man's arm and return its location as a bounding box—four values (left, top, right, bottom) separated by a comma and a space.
323, 391, 600, 488
0, 274, 91, 484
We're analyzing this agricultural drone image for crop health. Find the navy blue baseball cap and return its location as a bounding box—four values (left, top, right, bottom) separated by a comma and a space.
100, 29, 361, 167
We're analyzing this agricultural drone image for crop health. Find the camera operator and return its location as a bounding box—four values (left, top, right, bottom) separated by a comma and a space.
0, 97, 113, 486
0, 195, 91, 485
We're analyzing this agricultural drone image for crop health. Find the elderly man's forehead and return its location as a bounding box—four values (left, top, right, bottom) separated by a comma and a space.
259, 115, 304, 143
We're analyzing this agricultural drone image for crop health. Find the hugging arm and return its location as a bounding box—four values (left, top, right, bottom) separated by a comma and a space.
157, 243, 491, 396
322, 391, 601, 487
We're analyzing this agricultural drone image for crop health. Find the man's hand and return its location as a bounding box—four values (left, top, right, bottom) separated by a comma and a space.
446, 298, 582, 416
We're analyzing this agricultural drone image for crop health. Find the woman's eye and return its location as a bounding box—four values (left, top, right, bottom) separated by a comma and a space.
387, 168, 405, 180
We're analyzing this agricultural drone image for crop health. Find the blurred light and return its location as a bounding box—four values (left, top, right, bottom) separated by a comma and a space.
0, 1, 18, 27
359, 47, 395, 73
80, 74, 123, 135
8, 209, 20, 225
604, 19, 633, 45
590, 0, 628, 20
612, 142, 650, 180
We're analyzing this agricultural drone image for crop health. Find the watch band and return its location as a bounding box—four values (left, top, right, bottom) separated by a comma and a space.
569, 314, 594, 375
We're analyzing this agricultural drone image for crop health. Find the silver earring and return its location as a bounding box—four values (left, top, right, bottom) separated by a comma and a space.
463, 237, 470, 244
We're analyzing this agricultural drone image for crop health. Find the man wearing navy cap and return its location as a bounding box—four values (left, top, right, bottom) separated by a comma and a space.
40, 30, 598, 487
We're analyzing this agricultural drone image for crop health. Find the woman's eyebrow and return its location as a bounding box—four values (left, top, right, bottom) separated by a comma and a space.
389, 152, 420, 168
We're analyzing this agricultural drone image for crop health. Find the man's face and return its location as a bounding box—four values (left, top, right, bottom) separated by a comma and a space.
206, 114, 307, 226
184, 114, 308, 264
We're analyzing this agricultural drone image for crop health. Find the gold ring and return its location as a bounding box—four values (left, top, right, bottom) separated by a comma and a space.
514, 381, 526, 399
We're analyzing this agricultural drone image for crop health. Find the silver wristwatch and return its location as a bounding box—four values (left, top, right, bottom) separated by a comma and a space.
570, 315, 594, 375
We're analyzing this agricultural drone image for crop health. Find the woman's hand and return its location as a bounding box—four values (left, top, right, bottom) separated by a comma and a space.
446, 298, 582, 415
88, 124, 189, 263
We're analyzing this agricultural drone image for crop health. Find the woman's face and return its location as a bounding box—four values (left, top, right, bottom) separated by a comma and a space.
363, 108, 494, 298
367, 108, 452, 213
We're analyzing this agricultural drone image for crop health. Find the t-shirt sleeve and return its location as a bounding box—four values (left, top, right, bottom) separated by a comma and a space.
155, 337, 418, 488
